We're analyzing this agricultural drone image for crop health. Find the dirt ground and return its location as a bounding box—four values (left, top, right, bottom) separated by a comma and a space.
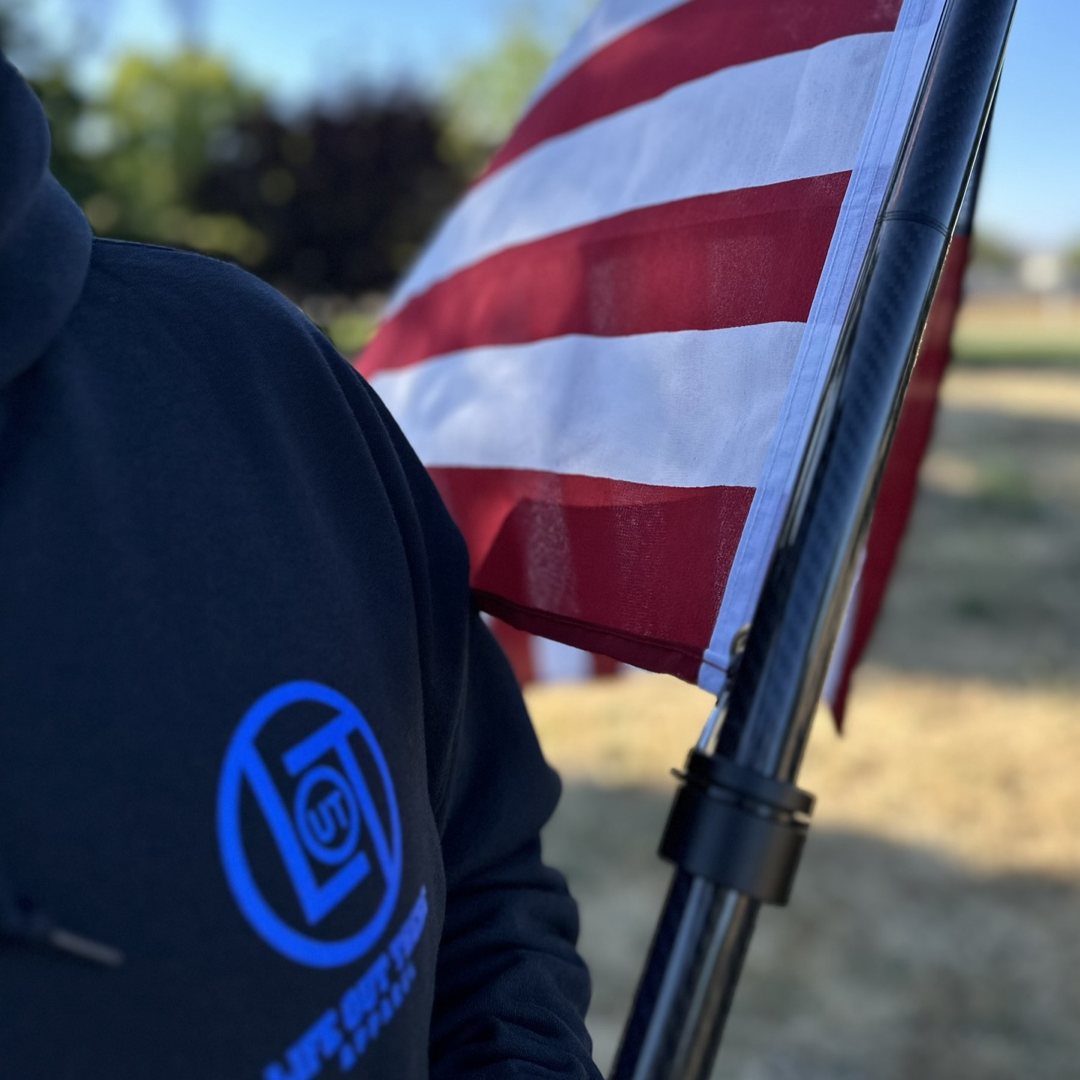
525, 365, 1080, 1078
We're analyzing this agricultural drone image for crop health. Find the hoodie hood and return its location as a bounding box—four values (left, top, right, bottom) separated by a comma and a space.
0, 51, 92, 388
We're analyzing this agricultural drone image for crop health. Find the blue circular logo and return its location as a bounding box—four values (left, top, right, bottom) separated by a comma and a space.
293, 765, 362, 867
217, 681, 403, 968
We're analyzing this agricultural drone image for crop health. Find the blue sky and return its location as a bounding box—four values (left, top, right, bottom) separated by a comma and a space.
26, 0, 1079, 249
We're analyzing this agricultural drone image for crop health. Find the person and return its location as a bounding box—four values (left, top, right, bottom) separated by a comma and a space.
0, 51, 599, 1079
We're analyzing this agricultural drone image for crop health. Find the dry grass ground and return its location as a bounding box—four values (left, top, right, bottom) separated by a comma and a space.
526, 365, 1080, 1078
953, 296, 1080, 362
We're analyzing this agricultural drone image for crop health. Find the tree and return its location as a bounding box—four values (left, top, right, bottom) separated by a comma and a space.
195, 93, 466, 297
84, 50, 266, 262
2, 5, 263, 261
441, 13, 557, 174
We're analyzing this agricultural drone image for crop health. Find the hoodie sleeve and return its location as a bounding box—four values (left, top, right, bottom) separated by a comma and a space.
427, 612, 600, 1079
328, 352, 599, 1077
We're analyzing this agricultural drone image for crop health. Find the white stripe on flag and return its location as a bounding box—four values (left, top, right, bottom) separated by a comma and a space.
368, 324, 805, 488
387, 31, 892, 315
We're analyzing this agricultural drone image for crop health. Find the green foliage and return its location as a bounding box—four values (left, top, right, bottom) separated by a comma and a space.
84, 50, 266, 261
194, 94, 467, 295
10, 30, 468, 296
327, 312, 379, 355
442, 14, 556, 173
3, 2, 563, 304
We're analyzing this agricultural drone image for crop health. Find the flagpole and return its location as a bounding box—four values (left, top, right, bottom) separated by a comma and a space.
610, 1, 1015, 1076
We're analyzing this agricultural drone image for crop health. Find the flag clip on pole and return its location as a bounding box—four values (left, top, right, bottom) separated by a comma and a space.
664, 629, 815, 909
659, 753, 814, 908
610, 1, 1016, 1078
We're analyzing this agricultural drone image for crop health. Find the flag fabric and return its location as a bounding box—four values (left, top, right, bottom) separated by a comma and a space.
359, 0, 956, 699
488, 162, 981, 701
484, 617, 625, 685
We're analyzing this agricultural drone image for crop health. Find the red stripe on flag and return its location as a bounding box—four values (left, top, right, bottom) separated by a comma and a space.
360, 173, 849, 376
829, 235, 971, 722
481, 0, 902, 181
429, 466, 755, 682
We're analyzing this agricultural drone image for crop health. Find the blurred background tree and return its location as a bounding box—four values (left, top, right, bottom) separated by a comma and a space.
194, 94, 461, 299
440, 10, 555, 174
1, 0, 563, 351
87, 51, 266, 262
3, 3, 269, 263
3, 0, 1078, 353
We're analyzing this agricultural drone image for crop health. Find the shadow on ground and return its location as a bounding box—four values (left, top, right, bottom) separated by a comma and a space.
868, 395, 1080, 687
529, 370, 1080, 1077
544, 783, 1080, 1080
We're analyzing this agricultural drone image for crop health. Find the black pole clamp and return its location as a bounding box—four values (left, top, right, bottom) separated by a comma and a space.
659, 751, 815, 906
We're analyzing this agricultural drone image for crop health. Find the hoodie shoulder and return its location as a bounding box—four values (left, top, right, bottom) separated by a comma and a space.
86, 238, 316, 343
64, 237, 353, 397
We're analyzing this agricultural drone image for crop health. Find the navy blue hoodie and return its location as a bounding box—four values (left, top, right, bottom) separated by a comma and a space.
0, 53, 599, 1079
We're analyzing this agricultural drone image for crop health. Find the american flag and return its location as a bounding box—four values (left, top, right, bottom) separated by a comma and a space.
360, 0, 963, 704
